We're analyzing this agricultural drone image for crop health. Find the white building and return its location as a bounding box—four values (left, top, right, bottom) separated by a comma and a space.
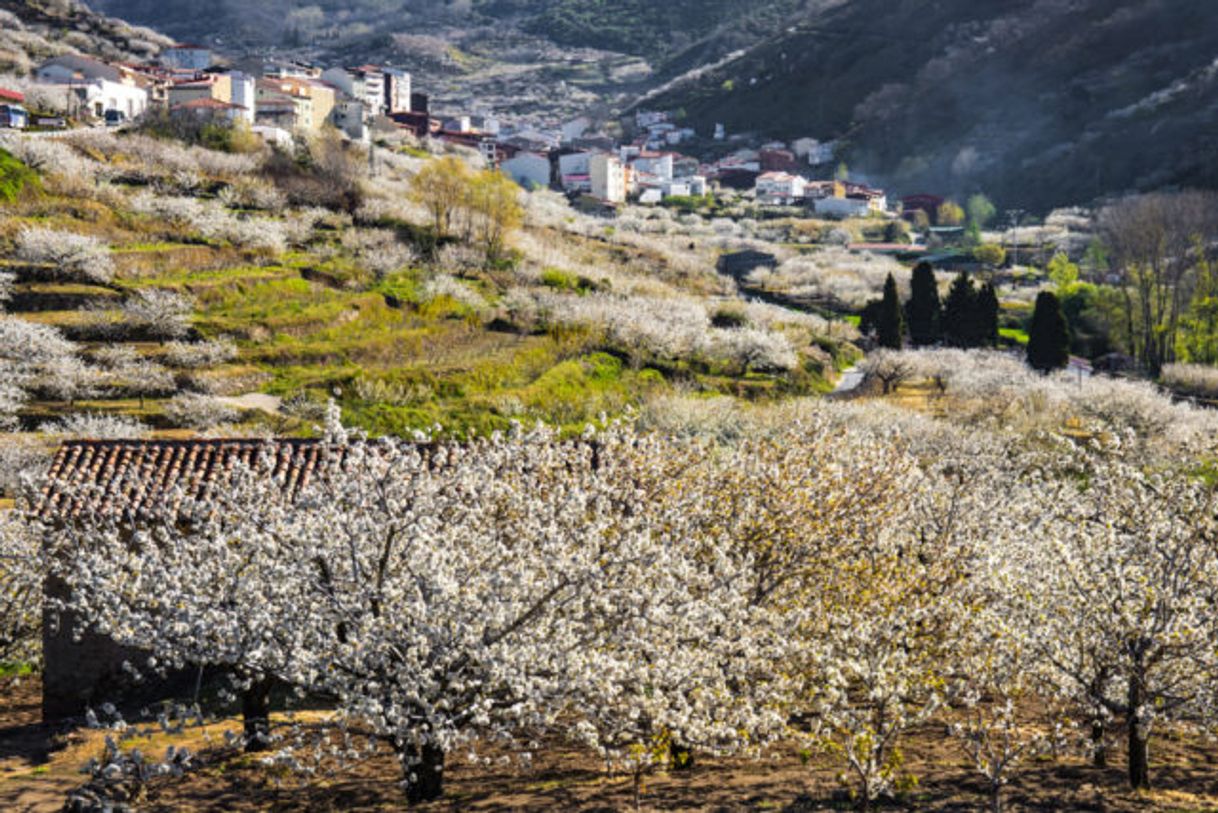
661, 180, 691, 198
36, 55, 149, 120
161, 44, 212, 72
793, 137, 836, 166
229, 72, 256, 125
814, 194, 886, 218
75, 78, 148, 120
36, 54, 122, 85
755, 172, 807, 205
321, 66, 386, 120
444, 115, 472, 134
501, 151, 552, 190
590, 154, 626, 204
332, 99, 367, 140
630, 152, 674, 183
383, 68, 412, 114
635, 110, 667, 129
561, 116, 590, 143
252, 125, 293, 148
558, 151, 592, 190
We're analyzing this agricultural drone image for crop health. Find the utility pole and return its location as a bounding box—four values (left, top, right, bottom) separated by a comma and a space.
1005, 208, 1025, 269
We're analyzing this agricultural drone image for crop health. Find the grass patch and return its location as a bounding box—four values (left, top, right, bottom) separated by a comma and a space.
0, 662, 35, 679
0, 148, 40, 204
1000, 327, 1029, 346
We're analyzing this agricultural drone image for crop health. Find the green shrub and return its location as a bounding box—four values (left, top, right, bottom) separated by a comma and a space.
540, 267, 599, 294
0, 149, 40, 204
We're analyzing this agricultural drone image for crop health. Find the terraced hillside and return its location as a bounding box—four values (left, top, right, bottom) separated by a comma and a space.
0, 128, 858, 497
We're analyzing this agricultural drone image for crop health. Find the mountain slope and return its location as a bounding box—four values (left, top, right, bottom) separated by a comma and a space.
0, 0, 170, 74
652, 0, 1218, 211
87, 0, 805, 72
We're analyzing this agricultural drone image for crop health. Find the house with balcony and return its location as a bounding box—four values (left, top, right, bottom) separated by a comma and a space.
755, 171, 807, 205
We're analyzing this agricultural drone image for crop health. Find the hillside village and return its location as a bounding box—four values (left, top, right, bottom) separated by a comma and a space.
7, 4, 1218, 812
0, 42, 889, 217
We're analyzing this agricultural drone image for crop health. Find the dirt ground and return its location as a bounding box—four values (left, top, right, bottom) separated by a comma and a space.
3, 679, 1218, 812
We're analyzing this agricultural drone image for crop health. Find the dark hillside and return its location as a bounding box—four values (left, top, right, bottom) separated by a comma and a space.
651, 0, 1218, 211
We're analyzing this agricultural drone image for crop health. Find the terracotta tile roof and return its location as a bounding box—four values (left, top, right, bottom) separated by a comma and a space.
0, 88, 25, 103
39, 439, 329, 521
172, 98, 247, 111
39, 437, 613, 523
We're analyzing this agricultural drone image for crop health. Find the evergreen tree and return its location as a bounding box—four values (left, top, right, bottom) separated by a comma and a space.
877, 273, 904, 349
859, 299, 883, 338
1027, 291, 1071, 372
942, 271, 977, 348
905, 262, 941, 346
977, 282, 1000, 347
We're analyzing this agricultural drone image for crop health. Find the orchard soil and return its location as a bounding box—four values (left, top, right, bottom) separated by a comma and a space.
1, 680, 1216, 811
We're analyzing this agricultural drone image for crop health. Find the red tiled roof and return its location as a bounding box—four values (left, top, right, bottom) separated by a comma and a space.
0, 88, 24, 103
172, 98, 246, 111
39, 439, 329, 520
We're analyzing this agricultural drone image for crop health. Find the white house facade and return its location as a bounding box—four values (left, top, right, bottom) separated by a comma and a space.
590, 154, 626, 203
755, 172, 807, 205
501, 152, 552, 190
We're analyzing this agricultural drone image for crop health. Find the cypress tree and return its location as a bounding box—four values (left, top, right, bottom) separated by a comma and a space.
859, 299, 882, 338
1027, 291, 1071, 372
877, 273, 904, 349
905, 262, 941, 346
977, 281, 1000, 347
942, 271, 977, 348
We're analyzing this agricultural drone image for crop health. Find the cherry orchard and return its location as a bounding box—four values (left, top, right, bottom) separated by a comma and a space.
30, 396, 1218, 807
46, 416, 789, 803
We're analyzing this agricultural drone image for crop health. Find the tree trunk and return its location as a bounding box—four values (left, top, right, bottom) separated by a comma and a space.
400, 741, 445, 805
241, 676, 275, 752
1127, 677, 1150, 790
1127, 720, 1150, 790
1091, 720, 1107, 769
991, 783, 1003, 813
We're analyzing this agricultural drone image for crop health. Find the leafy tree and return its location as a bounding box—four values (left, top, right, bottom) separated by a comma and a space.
942, 272, 978, 348
966, 193, 996, 228
1178, 239, 1218, 364
835, 161, 850, 182
467, 169, 523, 264
883, 219, 911, 244
1082, 237, 1109, 279
963, 221, 982, 248
1046, 252, 1080, 293
973, 243, 1007, 269
1099, 191, 1218, 374
877, 273, 904, 349
936, 201, 965, 227
977, 282, 1000, 348
411, 156, 473, 244
905, 262, 941, 346
1026, 291, 1070, 372
859, 298, 882, 338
